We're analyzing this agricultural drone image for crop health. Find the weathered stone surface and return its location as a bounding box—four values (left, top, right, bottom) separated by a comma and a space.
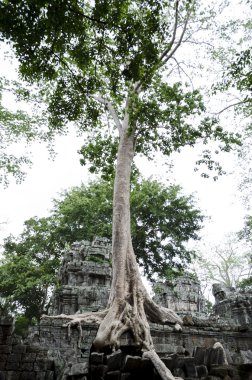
240, 350, 252, 364
20, 362, 33, 371
107, 350, 124, 371
105, 370, 121, 380
35, 372, 46, 380
49, 238, 112, 315
90, 352, 104, 365
19, 371, 36, 380
153, 274, 206, 318
196, 364, 208, 378
90, 364, 108, 378
122, 355, 143, 371
212, 283, 252, 326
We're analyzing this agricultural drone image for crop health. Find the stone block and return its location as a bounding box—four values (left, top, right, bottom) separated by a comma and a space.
122, 355, 142, 372
107, 350, 124, 371
121, 374, 131, 380
240, 350, 252, 364
26, 346, 41, 353
194, 347, 207, 365
196, 364, 208, 378
44, 371, 54, 380
90, 352, 104, 365
20, 362, 34, 371
105, 370, 121, 380
12, 345, 26, 354
5, 362, 20, 371
0, 363, 5, 371
22, 353, 37, 362
183, 357, 197, 378
35, 372, 45, 380
7, 355, 21, 363
34, 360, 48, 371
70, 362, 88, 376
0, 347, 10, 355
20, 372, 36, 380
5, 371, 20, 380
90, 364, 107, 378
0, 371, 5, 380
209, 364, 233, 378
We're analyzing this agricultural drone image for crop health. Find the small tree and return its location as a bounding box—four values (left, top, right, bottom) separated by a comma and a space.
196, 234, 252, 299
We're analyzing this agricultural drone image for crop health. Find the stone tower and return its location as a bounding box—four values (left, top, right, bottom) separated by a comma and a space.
49, 237, 112, 315
153, 274, 206, 317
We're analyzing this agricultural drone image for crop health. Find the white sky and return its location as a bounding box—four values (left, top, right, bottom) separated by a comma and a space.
0, 131, 245, 246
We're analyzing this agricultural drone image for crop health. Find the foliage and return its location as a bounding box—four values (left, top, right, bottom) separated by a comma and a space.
14, 315, 35, 337
0, 77, 34, 186
0, 0, 241, 181
0, 217, 61, 321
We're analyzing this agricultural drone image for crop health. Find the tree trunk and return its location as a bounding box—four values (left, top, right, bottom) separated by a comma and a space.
51, 127, 184, 380
93, 129, 182, 352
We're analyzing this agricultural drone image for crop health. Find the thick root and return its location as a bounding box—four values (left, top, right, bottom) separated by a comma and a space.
143, 350, 183, 380
93, 298, 153, 351
144, 298, 183, 325
42, 309, 108, 324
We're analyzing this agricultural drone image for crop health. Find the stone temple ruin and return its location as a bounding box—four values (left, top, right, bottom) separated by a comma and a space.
0, 237, 252, 379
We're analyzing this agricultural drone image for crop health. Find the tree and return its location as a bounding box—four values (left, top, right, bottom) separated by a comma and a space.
238, 217, 252, 290
0, 1, 241, 377
0, 177, 203, 319
0, 217, 61, 321
195, 234, 252, 300
0, 78, 36, 186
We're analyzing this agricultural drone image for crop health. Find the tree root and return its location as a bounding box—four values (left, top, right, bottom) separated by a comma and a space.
143, 350, 183, 380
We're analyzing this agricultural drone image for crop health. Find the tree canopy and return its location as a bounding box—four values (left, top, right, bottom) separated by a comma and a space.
0, 0, 240, 179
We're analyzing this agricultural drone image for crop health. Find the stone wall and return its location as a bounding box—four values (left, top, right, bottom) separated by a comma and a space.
0, 316, 54, 380
1, 239, 252, 379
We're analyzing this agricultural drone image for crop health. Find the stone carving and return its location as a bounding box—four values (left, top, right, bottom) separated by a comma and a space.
212, 283, 252, 325
153, 274, 206, 317
49, 237, 112, 315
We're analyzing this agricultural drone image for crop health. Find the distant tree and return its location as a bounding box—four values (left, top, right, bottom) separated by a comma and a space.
0, 217, 61, 321
196, 234, 252, 295
0, 76, 46, 186
238, 217, 252, 290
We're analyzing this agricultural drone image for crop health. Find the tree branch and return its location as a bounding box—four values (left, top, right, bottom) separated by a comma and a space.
160, 11, 190, 67
93, 94, 122, 134
159, 0, 179, 62
215, 98, 252, 115
68, 6, 107, 25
